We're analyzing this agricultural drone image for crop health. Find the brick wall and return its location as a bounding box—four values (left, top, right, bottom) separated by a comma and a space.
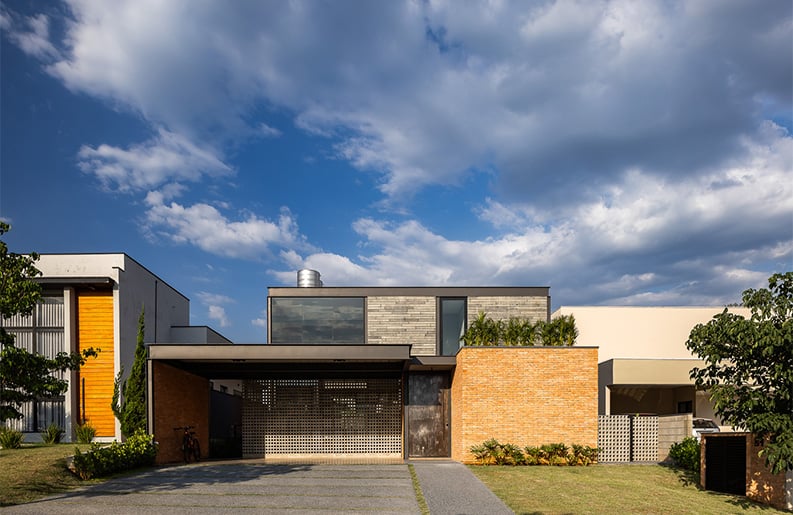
151, 361, 210, 464
367, 296, 436, 355
468, 296, 548, 324
746, 437, 789, 509
451, 346, 598, 462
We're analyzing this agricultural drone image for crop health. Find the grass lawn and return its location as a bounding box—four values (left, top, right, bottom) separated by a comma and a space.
470, 464, 788, 515
0, 443, 95, 506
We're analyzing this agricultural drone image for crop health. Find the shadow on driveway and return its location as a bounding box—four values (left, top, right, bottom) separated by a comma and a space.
4, 462, 420, 514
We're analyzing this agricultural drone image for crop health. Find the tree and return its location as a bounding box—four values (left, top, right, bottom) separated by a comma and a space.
0, 222, 97, 423
112, 308, 147, 437
686, 272, 793, 473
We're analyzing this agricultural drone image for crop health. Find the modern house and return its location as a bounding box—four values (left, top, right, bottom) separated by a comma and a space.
0, 253, 229, 442
148, 270, 599, 464
553, 305, 751, 428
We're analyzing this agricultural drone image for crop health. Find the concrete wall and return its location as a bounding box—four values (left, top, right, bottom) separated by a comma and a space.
451, 346, 598, 463
150, 361, 210, 464
553, 306, 752, 362
658, 413, 692, 462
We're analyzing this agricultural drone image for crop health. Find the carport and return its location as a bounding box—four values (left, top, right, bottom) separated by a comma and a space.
147, 344, 412, 464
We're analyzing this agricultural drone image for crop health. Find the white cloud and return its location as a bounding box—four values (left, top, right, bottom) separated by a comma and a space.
196, 291, 235, 306
276, 127, 792, 306
4, 12, 60, 61
196, 291, 235, 328
22, 1, 784, 200
144, 192, 311, 259
77, 128, 232, 193
207, 305, 229, 328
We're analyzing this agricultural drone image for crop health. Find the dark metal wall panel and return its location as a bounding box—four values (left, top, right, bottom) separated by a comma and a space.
242, 377, 402, 457
705, 436, 747, 495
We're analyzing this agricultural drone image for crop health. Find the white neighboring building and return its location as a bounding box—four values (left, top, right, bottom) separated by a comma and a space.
0, 253, 229, 441
553, 306, 751, 429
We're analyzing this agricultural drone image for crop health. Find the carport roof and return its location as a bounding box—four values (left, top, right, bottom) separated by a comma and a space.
148, 344, 415, 379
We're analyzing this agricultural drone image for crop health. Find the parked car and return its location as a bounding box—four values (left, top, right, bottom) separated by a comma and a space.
692, 418, 720, 440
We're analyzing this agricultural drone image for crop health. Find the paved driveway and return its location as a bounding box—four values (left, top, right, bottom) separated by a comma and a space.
3, 463, 420, 514
3, 461, 513, 514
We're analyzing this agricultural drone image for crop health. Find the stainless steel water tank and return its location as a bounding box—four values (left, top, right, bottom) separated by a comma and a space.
297, 269, 322, 287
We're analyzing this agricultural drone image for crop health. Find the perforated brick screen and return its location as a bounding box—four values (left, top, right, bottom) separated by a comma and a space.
242, 377, 402, 457
598, 415, 659, 462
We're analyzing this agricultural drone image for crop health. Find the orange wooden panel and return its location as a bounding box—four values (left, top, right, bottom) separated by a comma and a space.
77, 292, 115, 437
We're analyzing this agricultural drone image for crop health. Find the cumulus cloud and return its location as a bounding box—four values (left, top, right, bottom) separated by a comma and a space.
144, 192, 311, 259
77, 128, 232, 193
196, 291, 234, 328
277, 128, 792, 305
17, 1, 786, 200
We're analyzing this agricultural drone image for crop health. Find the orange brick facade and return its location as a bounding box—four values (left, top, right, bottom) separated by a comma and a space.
151, 361, 210, 464
451, 346, 598, 462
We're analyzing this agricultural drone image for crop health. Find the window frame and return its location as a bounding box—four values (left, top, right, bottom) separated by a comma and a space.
437, 297, 467, 356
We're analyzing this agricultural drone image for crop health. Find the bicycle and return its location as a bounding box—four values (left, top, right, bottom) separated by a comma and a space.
174, 425, 201, 463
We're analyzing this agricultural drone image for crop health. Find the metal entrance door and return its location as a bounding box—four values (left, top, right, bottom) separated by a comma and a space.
407, 373, 450, 457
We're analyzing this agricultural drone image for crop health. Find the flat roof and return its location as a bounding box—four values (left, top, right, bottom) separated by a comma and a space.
148, 344, 414, 379
268, 286, 550, 297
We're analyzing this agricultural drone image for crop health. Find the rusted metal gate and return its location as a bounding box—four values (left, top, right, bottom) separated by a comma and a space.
242, 377, 402, 458
407, 373, 450, 457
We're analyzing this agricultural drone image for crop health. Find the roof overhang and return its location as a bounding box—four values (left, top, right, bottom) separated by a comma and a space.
148, 344, 413, 379
600, 358, 702, 387
35, 276, 114, 286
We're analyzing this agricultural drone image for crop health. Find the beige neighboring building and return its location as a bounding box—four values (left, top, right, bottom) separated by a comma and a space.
552, 306, 751, 429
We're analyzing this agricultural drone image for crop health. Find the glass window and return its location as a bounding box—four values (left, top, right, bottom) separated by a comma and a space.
440, 298, 466, 355
270, 297, 365, 343
0, 294, 65, 432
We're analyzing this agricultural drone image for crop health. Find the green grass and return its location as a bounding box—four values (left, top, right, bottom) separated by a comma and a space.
470, 464, 788, 515
0, 443, 95, 506
407, 463, 430, 515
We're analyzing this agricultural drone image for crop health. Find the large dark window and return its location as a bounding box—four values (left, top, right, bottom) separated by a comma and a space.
270, 297, 365, 343
440, 298, 466, 355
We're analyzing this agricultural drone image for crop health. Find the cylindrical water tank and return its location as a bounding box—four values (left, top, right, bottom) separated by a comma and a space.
297, 269, 322, 287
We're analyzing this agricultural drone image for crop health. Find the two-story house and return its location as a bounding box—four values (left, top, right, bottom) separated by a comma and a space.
148, 270, 599, 463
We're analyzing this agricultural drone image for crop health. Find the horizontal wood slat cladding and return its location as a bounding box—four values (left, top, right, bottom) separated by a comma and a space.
77, 291, 115, 437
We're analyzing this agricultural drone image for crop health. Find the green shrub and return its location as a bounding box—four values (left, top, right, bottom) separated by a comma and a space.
669, 437, 700, 472
75, 422, 96, 444
0, 426, 24, 449
472, 440, 598, 466
72, 429, 157, 479
41, 423, 65, 444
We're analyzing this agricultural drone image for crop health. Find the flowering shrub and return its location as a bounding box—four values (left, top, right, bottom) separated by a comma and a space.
72, 429, 157, 479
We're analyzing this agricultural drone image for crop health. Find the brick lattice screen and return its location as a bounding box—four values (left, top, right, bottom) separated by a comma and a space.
242, 377, 402, 458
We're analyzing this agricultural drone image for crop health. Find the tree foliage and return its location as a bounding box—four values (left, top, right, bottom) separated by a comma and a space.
0, 222, 97, 423
686, 272, 793, 473
112, 308, 147, 437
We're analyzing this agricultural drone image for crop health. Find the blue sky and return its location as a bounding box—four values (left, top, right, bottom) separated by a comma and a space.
1, 0, 791, 343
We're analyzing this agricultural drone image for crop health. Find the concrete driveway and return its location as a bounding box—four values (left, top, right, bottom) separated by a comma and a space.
3, 461, 512, 515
